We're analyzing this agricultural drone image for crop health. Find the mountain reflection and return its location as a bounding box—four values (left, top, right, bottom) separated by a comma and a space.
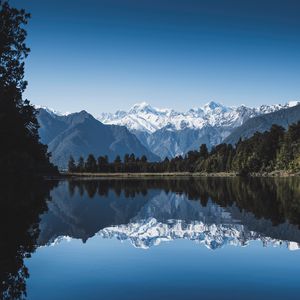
1, 177, 300, 299
39, 178, 300, 250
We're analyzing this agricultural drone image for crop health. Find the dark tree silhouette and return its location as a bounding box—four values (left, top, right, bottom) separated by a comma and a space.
68, 156, 76, 172
0, 1, 57, 176
199, 144, 209, 159
77, 156, 85, 172
0, 178, 57, 300
67, 122, 300, 175
85, 154, 97, 172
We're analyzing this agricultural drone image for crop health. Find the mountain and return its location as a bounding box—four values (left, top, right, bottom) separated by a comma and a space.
99, 101, 297, 158
224, 103, 300, 145
38, 182, 300, 251
146, 125, 221, 158
37, 108, 160, 169
99, 218, 300, 250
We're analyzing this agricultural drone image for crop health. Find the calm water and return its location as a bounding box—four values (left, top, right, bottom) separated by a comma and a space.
1, 177, 300, 299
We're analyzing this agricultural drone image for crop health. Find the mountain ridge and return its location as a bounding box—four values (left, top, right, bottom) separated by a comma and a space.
98, 101, 299, 133
224, 104, 300, 145
98, 101, 299, 158
37, 100, 300, 160
37, 108, 160, 168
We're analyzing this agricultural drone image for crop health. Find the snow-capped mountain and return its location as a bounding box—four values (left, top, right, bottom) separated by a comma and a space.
35, 105, 71, 117
99, 101, 298, 133
98, 218, 300, 251
36, 108, 159, 168
98, 101, 299, 158
39, 182, 300, 251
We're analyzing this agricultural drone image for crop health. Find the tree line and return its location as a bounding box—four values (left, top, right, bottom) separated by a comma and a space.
68, 122, 300, 175
66, 177, 300, 228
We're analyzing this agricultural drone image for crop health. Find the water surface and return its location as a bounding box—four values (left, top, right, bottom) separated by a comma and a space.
1, 177, 300, 299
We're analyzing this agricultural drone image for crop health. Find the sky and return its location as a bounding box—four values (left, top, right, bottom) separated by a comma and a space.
11, 0, 300, 114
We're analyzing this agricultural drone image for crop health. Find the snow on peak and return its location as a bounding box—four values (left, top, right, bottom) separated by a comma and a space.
35, 105, 70, 116
203, 101, 229, 112
97, 218, 300, 251
129, 102, 153, 113
98, 100, 299, 134
288, 100, 300, 107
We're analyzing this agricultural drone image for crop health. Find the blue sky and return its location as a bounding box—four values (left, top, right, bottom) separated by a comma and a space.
11, 0, 300, 114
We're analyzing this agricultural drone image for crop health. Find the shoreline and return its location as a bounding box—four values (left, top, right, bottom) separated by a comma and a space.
53, 171, 300, 179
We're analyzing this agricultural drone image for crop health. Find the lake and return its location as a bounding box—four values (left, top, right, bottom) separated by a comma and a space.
1, 177, 300, 299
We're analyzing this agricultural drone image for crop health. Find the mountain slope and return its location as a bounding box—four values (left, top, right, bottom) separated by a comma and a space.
147, 125, 222, 158
38, 182, 300, 250
37, 108, 160, 168
224, 104, 300, 145
99, 101, 298, 158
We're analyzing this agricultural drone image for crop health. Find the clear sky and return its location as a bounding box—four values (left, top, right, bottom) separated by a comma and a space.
11, 0, 300, 114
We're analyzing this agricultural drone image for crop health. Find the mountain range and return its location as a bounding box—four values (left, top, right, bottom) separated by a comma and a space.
37, 100, 300, 167
37, 108, 159, 168
38, 181, 300, 251
99, 101, 300, 158
224, 103, 300, 144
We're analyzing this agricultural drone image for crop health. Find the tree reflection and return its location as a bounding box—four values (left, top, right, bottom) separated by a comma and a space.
1, 177, 300, 299
0, 178, 57, 300
67, 177, 300, 228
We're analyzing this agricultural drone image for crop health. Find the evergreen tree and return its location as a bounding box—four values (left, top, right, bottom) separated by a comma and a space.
141, 155, 147, 163
68, 156, 76, 172
199, 144, 209, 159
0, 1, 57, 176
114, 155, 121, 163
113, 155, 122, 172
124, 154, 130, 164
97, 155, 109, 172
77, 156, 85, 172
85, 154, 97, 172
129, 153, 136, 162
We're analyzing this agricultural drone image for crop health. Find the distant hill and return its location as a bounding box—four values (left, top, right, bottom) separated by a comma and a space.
37, 108, 160, 169
224, 104, 300, 145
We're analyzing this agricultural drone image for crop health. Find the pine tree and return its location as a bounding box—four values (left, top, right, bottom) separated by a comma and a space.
199, 144, 209, 159
68, 156, 76, 172
124, 154, 130, 164
77, 156, 85, 172
0, 1, 57, 176
85, 154, 97, 172
113, 155, 122, 172
114, 155, 121, 163
141, 155, 147, 163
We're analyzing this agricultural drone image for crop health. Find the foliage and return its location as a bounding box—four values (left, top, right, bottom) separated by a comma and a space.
0, 1, 57, 176
68, 122, 300, 174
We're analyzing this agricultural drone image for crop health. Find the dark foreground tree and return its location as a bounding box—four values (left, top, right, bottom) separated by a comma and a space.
0, 1, 57, 176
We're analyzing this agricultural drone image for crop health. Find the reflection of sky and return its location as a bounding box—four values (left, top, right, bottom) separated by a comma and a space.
26, 238, 300, 300
38, 182, 300, 250
10, 0, 300, 113
26, 178, 300, 299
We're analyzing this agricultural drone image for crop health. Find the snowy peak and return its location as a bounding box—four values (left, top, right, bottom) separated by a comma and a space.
35, 105, 70, 117
98, 218, 300, 250
288, 100, 300, 107
98, 101, 300, 134
203, 101, 230, 113
129, 102, 157, 114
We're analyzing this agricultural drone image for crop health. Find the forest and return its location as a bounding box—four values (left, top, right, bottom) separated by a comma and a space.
68, 122, 300, 175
